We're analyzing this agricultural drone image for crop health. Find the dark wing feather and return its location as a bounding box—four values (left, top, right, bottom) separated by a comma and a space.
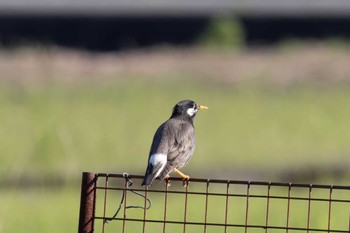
142, 123, 170, 186
149, 123, 169, 155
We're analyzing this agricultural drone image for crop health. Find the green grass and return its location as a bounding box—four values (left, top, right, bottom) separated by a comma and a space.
0, 187, 79, 233
1, 80, 350, 180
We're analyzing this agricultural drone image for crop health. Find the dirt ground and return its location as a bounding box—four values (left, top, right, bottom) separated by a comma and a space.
1, 43, 350, 86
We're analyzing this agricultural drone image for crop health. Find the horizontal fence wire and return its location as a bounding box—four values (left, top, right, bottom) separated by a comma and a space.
79, 172, 350, 233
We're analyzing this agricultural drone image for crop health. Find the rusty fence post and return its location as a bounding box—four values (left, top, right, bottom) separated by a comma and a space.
78, 172, 97, 233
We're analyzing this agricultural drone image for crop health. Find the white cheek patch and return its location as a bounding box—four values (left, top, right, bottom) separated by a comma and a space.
187, 107, 197, 116
149, 153, 167, 178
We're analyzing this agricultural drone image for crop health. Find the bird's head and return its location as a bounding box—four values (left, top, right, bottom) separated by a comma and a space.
171, 100, 208, 119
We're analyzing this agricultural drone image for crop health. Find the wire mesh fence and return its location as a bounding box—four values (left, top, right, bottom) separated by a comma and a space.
78, 172, 350, 233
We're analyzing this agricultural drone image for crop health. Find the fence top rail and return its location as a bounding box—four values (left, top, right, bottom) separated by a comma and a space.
93, 172, 350, 190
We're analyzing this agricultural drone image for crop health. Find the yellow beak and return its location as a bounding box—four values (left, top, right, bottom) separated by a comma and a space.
199, 105, 208, 110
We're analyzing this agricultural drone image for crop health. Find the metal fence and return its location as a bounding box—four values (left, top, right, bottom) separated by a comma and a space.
78, 172, 350, 233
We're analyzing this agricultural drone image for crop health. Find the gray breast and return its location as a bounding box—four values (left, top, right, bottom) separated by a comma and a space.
153, 118, 196, 179
167, 119, 196, 168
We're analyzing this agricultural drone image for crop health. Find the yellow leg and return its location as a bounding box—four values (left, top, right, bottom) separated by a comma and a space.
174, 168, 190, 180
174, 168, 190, 187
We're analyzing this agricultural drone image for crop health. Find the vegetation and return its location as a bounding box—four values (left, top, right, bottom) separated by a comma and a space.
1, 80, 350, 182
1, 44, 350, 233
198, 16, 244, 49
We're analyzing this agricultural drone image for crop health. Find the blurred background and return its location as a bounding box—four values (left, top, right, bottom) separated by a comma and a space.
1, 0, 350, 232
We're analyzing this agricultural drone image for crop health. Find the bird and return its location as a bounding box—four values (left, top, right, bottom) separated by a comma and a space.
142, 100, 208, 187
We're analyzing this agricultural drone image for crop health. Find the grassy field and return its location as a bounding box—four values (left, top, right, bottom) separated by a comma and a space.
0, 188, 79, 233
1, 80, 350, 182
1, 45, 350, 233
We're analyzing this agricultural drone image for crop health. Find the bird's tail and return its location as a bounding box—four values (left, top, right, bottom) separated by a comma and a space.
141, 173, 156, 186
141, 165, 157, 186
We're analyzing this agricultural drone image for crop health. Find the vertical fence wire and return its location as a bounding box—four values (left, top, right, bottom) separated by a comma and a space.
142, 186, 148, 233
327, 186, 333, 233
307, 185, 312, 233
163, 181, 169, 233
244, 182, 251, 233
286, 183, 292, 233
101, 175, 109, 233
265, 182, 271, 233
183, 184, 189, 233
203, 179, 210, 233
224, 181, 230, 233
80, 173, 350, 233
122, 177, 128, 233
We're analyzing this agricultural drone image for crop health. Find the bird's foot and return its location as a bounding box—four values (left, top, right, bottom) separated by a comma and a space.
182, 176, 190, 188
164, 175, 171, 187
173, 168, 190, 187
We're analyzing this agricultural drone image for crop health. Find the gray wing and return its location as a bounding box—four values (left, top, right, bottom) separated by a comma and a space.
158, 119, 195, 179
142, 123, 170, 186
149, 123, 170, 155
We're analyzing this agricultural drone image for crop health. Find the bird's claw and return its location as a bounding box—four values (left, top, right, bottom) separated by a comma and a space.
164, 175, 171, 187
165, 180, 171, 187
182, 176, 190, 187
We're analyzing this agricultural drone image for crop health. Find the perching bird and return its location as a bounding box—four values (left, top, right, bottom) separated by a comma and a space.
142, 100, 208, 187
